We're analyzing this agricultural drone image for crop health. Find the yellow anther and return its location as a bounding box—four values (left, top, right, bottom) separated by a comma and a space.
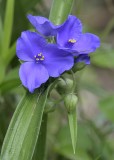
34, 53, 45, 62
68, 39, 76, 43
38, 53, 42, 56
36, 58, 39, 61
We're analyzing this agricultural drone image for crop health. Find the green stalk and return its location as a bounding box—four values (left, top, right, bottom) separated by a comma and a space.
32, 114, 47, 160
49, 0, 74, 24
1, 0, 15, 60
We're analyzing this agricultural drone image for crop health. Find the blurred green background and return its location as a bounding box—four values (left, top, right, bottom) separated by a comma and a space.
0, 0, 114, 159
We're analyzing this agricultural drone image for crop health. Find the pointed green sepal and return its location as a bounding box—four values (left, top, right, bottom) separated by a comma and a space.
68, 110, 77, 154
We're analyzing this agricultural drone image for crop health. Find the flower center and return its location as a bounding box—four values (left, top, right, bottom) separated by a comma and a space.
34, 53, 45, 63
68, 39, 76, 43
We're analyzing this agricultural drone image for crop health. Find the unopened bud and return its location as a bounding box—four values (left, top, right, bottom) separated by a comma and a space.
72, 62, 86, 72
57, 78, 73, 94
64, 94, 78, 113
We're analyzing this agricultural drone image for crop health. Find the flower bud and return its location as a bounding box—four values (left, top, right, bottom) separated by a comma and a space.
64, 94, 78, 113
57, 78, 73, 94
72, 62, 86, 72
44, 99, 55, 113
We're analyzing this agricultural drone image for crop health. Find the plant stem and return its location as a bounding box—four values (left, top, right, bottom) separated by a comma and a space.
32, 1, 75, 159
32, 114, 48, 160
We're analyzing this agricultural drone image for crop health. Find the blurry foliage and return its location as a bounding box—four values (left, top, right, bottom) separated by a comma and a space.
0, 0, 114, 159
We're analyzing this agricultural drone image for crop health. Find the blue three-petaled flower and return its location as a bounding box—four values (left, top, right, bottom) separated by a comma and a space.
16, 14, 100, 93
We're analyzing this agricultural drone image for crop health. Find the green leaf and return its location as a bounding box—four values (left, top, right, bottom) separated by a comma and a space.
1, 86, 51, 160
32, 114, 47, 160
5, 42, 16, 66
0, 79, 21, 94
0, 62, 5, 83
21, 0, 42, 12
68, 110, 77, 154
49, 0, 74, 24
1, 0, 15, 59
0, 15, 3, 49
99, 95, 114, 122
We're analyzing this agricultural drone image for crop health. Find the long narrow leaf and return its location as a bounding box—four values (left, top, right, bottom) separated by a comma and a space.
1, 86, 51, 160
0, 16, 3, 49
0, 79, 21, 94
49, 0, 74, 24
1, 0, 15, 59
5, 42, 16, 66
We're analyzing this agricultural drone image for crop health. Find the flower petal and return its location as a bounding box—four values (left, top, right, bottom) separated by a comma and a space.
27, 14, 59, 36
57, 15, 82, 47
43, 44, 74, 77
72, 33, 100, 54
75, 54, 90, 65
19, 62, 49, 93
16, 31, 47, 61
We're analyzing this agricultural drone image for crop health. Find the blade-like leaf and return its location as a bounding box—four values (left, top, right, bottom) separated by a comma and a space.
5, 42, 16, 66
1, 0, 15, 59
0, 79, 21, 94
68, 110, 77, 154
1, 85, 51, 160
32, 114, 47, 160
49, 0, 74, 24
0, 16, 3, 49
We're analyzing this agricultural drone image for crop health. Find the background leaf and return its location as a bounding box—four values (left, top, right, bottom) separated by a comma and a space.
99, 95, 114, 122
91, 44, 114, 68
1, 0, 15, 59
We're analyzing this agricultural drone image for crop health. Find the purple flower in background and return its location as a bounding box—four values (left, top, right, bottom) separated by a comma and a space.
27, 14, 61, 36
57, 15, 100, 55
16, 31, 74, 93
75, 54, 90, 65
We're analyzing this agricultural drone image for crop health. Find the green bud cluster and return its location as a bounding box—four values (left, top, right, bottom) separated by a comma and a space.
56, 78, 73, 94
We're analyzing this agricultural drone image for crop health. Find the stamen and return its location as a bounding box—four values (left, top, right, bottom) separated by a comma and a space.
68, 39, 76, 43
38, 53, 42, 56
34, 52, 45, 62
36, 58, 39, 61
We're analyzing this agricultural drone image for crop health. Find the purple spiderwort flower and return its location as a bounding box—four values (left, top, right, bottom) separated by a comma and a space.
56, 15, 100, 55
16, 31, 74, 93
27, 14, 100, 55
27, 14, 100, 65
27, 14, 62, 37
75, 54, 90, 65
